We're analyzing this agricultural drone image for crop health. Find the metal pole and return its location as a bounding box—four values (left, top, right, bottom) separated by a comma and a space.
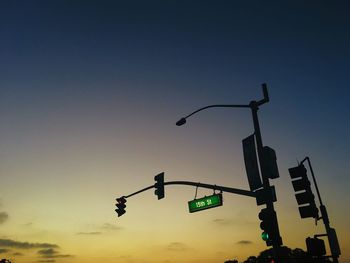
175, 84, 284, 261
302, 157, 323, 205
302, 157, 339, 263
250, 100, 282, 263
124, 180, 256, 199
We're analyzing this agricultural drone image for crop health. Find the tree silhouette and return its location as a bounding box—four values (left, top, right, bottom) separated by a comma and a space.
225, 246, 332, 263
243, 256, 258, 263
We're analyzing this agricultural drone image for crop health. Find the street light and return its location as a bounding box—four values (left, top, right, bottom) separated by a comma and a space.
175, 83, 283, 262
176, 104, 250, 126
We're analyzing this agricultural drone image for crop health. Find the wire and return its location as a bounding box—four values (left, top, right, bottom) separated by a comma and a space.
194, 183, 200, 199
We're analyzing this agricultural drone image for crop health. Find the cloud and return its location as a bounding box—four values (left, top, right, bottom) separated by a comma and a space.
0, 239, 58, 249
0, 212, 9, 224
212, 218, 235, 226
101, 223, 122, 231
166, 242, 190, 252
0, 239, 71, 261
76, 232, 101, 235
38, 248, 59, 256
236, 240, 253, 245
37, 248, 74, 259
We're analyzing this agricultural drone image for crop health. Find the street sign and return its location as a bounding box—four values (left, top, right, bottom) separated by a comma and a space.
188, 194, 223, 213
262, 146, 279, 179
242, 134, 263, 191
328, 227, 341, 256
255, 186, 277, 206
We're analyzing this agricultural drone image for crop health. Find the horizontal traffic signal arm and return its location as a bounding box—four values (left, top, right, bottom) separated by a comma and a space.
122, 180, 257, 199
116, 181, 255, 218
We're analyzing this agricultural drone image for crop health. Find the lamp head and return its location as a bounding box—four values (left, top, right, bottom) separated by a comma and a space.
176, 117, 186, 126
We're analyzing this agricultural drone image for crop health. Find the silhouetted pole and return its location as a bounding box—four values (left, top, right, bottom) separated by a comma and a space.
302, 157, 340, 263
176, 84, 282, 263
250, 98, 282, 262
124, 180, 256, 199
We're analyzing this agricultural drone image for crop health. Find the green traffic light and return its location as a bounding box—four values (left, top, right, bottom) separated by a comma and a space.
261, 232, 269, 241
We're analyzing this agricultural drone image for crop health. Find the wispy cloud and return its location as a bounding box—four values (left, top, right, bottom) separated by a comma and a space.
212, 216, 255, 226
0, 239, 58, 249
76, 232, 101, 235
166, 242, 190, 252
101, 223, 122, 231
212, 218, 235, 226
0, 212, 9, 224
0, 238, 71, 262
37, 248, 73, 259
236, 240, 253, 245
37, 248, 59, 257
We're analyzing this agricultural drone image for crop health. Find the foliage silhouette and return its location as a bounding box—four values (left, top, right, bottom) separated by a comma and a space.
226, 246, 332, 263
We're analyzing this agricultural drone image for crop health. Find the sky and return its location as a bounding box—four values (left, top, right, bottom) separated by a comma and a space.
0, 1, 350, 262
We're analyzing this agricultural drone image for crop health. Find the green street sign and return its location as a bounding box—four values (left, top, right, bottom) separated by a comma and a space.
188, 194, 223, 213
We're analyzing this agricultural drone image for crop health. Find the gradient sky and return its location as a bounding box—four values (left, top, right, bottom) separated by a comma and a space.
1, 1, 350, 263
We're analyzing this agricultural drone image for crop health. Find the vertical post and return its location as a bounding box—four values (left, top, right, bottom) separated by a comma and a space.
303, 157, 340, 263
250, 100, 282, 262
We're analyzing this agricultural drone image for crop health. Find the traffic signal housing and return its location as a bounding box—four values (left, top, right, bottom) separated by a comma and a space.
115, 197, 127, 217
258, 208, 282, 246
154, 172, 165, 200
289, 164, 319, 219
261, 146, 280, 179
306, 237, 326, 257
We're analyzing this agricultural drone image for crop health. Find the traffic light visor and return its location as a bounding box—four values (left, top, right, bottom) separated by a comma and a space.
288, 164, 307, 179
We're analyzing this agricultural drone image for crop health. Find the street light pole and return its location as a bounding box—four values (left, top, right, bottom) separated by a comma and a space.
250, 99, 283, 260
176, 83, 283, 262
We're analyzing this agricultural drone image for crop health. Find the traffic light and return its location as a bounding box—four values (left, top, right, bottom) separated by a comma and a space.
261, 146, 280, 179
115, 197, 127, 217
154, 172, 165, 200
258, 208, 281, 246
289, 164, 319, 219
306, 237, 326, 257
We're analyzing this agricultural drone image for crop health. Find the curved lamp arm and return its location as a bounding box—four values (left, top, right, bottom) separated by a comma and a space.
176, 83, 269, 126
